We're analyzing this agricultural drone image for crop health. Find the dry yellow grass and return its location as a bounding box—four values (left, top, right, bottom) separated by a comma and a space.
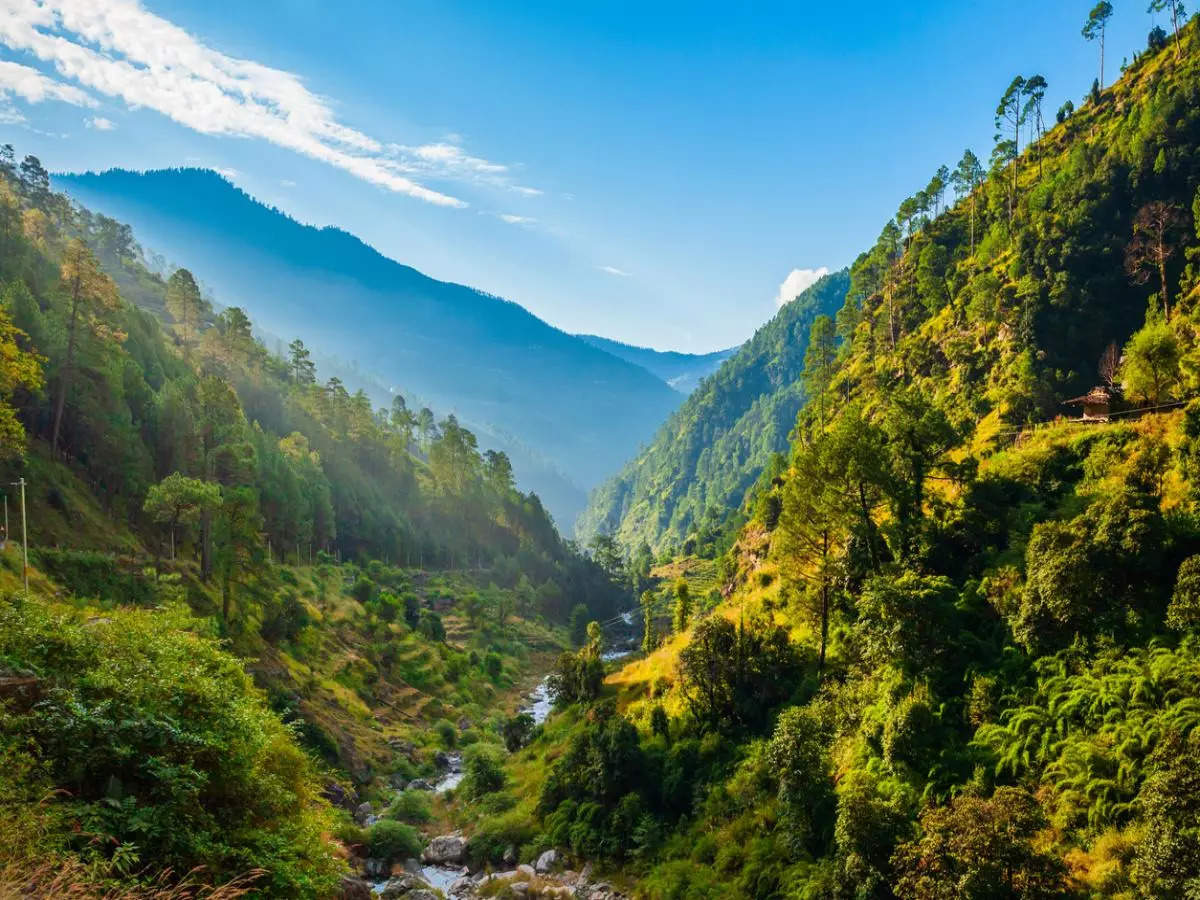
0, 861, 260, 900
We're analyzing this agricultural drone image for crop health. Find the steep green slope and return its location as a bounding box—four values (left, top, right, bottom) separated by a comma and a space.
577, 269, 848, 552
468, 21, 1200, 900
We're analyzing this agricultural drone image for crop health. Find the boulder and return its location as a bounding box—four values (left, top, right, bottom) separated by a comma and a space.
509, 883, 530, 898
502, 844, 518, 865
353, 801, 373, 826
407, 892, 438, 900
422, 833, 468, 865
389, 772, 409, 790
433, 750, 452, 770
407, 778, 435, 791
337, 875, 373, 900
380, 874, 431, 898
449, 875, 475, 895
535, 848, 559, 874
321, 781, 356, 811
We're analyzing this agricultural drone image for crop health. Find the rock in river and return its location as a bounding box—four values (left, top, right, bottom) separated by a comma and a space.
422, 833, 468, 865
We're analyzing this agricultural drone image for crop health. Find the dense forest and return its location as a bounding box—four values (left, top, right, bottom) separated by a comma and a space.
460, 12, 1200, 900
7, 4, 1200, 900
577, 270, 848, 558
0, 144, 632, 896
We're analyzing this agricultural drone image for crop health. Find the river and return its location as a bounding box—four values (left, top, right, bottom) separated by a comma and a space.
377, 628, 636, 895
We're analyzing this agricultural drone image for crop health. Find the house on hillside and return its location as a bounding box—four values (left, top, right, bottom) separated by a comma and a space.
1064, 385, 1115, 422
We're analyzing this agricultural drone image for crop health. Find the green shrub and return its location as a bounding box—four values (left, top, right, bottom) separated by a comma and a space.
0, 599, 342, 895
366, 820, 422, 863
386, 790, 432, 824
462, 745, 506, 799
434, 718, 457, 748
32, 549, 155, 606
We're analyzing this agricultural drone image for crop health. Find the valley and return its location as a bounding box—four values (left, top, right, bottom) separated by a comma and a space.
3, 5, 1200, 900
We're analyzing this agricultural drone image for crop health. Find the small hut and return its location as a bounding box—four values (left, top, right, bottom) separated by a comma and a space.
1064, 386, 1114, 422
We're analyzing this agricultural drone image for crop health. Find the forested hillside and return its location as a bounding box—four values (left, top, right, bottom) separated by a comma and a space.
55, 167, 683, 527
462, 15, 1200, 899
577, 269, 848, 555
0, 146, 633, 896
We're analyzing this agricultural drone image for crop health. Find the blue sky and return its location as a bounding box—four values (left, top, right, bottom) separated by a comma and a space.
0, 0, 1161, 351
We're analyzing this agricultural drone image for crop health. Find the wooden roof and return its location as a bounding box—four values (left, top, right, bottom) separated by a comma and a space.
1064, 386, 1114, 406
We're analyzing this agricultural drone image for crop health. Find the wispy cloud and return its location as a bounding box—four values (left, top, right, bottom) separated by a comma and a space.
498, 213, 536, 225
85, 114, 114, 130
775, 266, 829, 307
280, 178, 296, 188
0, 1, 538, 207
599, 265, 631, 277
0, 58, 94, 106
214, 166, 239, 180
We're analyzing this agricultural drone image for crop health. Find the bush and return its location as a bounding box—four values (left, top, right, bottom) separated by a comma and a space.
462, 745, 506, 799
484, 650, 503, 682
386, 790, 432, 824
502, 712, 535, 752
434, 718, 457, 748
32, 549, 155, 607
366, 820, 422, 863
0, 599, 342, 894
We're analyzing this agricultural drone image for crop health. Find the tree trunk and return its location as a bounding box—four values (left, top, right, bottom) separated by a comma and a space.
818, 529, 829, 674
50, 283, 82, 455
858, 483, 881, 573
1157, 237, 1170, 320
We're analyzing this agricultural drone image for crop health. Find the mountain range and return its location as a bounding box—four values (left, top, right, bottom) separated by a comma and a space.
55, 167, 688, 529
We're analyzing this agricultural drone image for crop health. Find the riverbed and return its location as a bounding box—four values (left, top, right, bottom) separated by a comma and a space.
377, 633, 636, 894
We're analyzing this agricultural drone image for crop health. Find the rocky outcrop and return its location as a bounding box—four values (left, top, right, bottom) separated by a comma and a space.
422, 833, 468, 865
535, 849, 558, 874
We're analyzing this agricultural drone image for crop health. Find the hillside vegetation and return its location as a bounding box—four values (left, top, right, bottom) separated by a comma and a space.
472, 17, 1200, 899
577, 269, 848, 555
0, 147, 632, 896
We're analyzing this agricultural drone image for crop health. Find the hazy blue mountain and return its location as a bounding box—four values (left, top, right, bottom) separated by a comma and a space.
577, 269, 850, 551
576, 334, 738, 394
57, 167, 682, 527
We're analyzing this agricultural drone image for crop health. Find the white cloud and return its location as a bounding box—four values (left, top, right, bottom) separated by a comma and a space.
280, 178, 296, 188
775, 267, 830, 307
85, 114, 114, 129
0, 1, 538, 207
498, 213, 536, 225
214, 166, 238, 180
599, 265, 631, 277
0, 58, 94, 106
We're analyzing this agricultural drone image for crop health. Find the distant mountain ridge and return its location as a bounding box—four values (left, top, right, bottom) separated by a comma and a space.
576, 334, 738, 394
577, 269, 849, 551
56, 167, 683, 528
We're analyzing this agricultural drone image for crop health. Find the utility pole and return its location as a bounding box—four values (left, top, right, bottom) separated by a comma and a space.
13, 478, 27, 595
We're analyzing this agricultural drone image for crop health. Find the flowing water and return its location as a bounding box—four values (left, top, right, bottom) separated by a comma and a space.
376, 630, 636, 894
